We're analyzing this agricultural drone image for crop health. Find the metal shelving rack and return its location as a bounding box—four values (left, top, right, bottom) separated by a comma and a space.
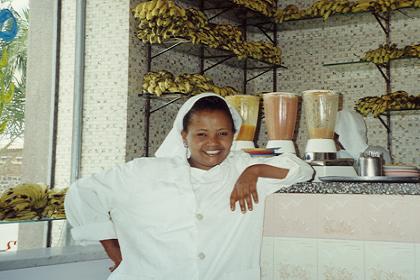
141, 0, 281, 156
323, 9, 419, 158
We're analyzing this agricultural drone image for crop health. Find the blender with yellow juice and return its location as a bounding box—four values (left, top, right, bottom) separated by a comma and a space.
225, 95, 260, 150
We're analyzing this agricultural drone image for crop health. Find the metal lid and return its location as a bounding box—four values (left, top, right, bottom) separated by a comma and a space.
302, 89, 337, 96
263, 91, 300, 97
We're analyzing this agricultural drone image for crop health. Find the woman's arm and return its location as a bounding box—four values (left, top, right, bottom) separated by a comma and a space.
230, 164, 288, 213
100, 239, 122, 272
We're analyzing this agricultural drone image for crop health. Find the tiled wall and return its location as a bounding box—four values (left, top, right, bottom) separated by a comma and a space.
250, 8, 420, 163
80, 0, 130, 176
262, 193, 420, 279
55, 3, 419, 176
124, 1, 420, 163
0, 176, 20, 191
126, 0, 245, 158
54, 0, 76, 189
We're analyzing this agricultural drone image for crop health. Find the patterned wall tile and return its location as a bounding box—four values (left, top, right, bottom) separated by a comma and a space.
318, 239, 364, 280
365, 241, 415, 280
416, 244, 420, 279
317, 195, 366, 240
363, 195, 415, 243
261, 237, 275, 280
273, 237, 317, 280
266, 194, 420, 243
264, 194, 319, 238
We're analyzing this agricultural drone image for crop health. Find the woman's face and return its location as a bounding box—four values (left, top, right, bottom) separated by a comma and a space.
181, 109, 234, 170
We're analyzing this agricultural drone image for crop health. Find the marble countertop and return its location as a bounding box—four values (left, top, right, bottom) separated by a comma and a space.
278, 181, 420, 195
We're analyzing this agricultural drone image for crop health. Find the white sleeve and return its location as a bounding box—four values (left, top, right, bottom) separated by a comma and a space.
246, 153, 314, 197
64, 166, 124, 245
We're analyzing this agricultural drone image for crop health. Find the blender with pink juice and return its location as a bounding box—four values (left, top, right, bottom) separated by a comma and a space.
263, 92, 299, 154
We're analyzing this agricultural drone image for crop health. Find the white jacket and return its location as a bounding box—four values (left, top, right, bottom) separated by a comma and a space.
64, 151, 313, 280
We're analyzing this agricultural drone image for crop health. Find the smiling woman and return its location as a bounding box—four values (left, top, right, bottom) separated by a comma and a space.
181, 96, 236, 170
64, 93, 313, 280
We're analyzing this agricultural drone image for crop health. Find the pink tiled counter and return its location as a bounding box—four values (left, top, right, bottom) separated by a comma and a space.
261, 184, 420, 279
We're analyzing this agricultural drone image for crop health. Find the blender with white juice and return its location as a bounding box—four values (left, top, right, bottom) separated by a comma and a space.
303, 90, 357, 181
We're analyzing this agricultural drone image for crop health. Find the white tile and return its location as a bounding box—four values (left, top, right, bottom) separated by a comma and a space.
273, 237, 317, 280
318, 239, 363, 280
415, 244, 420, 280
261, 237, 274, 280
365, 241, 415, 280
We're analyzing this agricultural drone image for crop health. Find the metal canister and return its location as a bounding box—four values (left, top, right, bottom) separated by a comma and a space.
357, 154, 384, 177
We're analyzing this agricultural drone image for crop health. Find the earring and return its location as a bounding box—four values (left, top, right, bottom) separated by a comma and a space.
183, 142, 191, 158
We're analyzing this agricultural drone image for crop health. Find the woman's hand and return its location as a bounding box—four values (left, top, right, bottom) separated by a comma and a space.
100, 239, 122, 272
230, 164, 289, 213
230, 165, 259, 213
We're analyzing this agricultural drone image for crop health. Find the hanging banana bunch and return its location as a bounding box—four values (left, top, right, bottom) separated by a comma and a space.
355, 91, 420, 117
275, 0, 418, 23
133, 0, 283, 65
231, 0, 276, 17
142, 70, 241, 97
403, 43, 420, 58
361, 43, 405, 65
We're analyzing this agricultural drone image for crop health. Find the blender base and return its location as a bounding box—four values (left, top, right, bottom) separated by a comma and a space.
266, 140, 296, 154
312, 166, 357, 182
231, 140, 255, 151
305, 139, 336, 153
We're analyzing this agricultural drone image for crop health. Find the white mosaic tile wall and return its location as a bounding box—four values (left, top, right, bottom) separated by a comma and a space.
126, 0, 244, 159
54, 0, 76, 189
80, 0, 131, 175
250, 8, 420, 164
126, 2, 419, 164
55, 2, 419, 179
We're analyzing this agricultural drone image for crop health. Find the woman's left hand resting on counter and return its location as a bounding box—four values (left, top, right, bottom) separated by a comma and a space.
230, 164, 289, 213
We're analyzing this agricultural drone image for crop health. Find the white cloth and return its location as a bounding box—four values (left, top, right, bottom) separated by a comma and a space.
334, 110, 369, 159
64, 152, 313, 280
155, 93, 242, 158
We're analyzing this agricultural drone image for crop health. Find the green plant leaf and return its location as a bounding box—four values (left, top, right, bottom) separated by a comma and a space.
0, 120, 8, 134
0, 49, 8, 68
4, 83, 14, 103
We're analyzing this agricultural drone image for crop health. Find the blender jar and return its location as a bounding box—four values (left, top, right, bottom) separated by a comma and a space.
303, 90, 339, 139
225, 95, 260, 141
263, 92, 299, 140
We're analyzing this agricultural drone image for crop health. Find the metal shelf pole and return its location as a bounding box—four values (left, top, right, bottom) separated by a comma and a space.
243, 15, 248, 94
144, 43, 152, 156
273, 0, 278, 93
373, 11, 393, 159
199, 0, 205, 74
384, 12, 392, 158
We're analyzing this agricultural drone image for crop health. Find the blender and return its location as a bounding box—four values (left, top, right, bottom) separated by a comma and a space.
225, 95, 260, 150
302, 90, 357, 181
263, 92, 299, 154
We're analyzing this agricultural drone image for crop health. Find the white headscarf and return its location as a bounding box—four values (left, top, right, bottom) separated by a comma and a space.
155, 93, 242, 159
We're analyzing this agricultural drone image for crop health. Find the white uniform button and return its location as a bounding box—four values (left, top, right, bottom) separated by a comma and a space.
196, 213, 203, 220
198, 252, 206, 260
